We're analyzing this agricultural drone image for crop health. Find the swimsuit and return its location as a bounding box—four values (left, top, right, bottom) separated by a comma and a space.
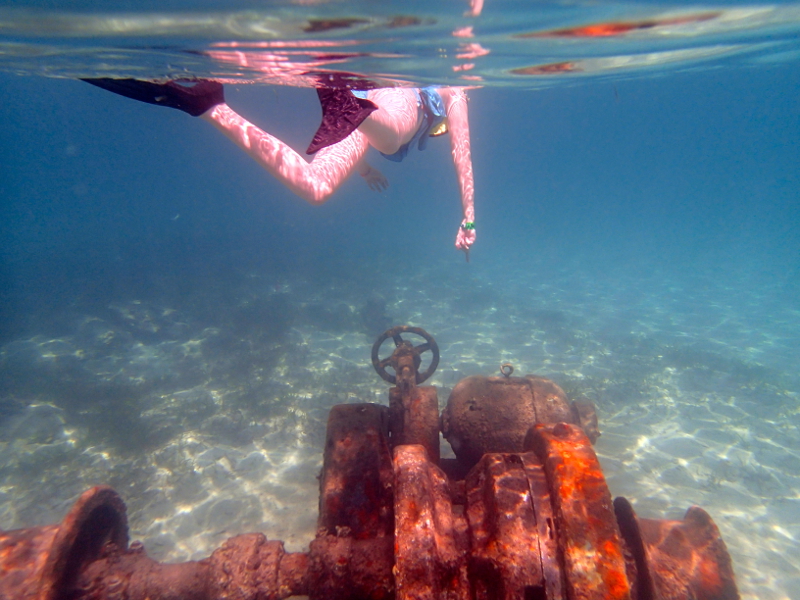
353, 87, 446, 162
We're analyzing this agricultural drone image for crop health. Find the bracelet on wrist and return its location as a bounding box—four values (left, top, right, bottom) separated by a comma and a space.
461, 221, 475, 231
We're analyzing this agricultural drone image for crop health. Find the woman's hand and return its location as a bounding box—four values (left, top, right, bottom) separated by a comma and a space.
359, 163, 389, 192
455, 221, 476, 251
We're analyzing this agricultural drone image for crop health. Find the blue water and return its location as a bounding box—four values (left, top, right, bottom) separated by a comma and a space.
1, 2, 799, 599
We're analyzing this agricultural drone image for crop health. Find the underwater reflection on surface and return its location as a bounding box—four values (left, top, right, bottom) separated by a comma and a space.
1, 1, 800, 86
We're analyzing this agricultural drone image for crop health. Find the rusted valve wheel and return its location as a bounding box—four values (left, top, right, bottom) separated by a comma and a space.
372, 325, 440, 384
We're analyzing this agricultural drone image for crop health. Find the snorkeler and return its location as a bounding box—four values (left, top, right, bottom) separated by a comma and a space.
82, 78, 477, 257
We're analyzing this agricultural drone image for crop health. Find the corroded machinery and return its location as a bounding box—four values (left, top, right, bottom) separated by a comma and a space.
0, 325, 739, 600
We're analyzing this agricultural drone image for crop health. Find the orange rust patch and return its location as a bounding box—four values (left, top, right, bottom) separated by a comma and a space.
604, 566, 631, 599
699, 554, 724, 595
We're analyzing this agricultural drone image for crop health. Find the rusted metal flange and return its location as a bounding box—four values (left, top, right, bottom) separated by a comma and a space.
393, 444, 470, 600
0, 486, 128, 600
614, 497, 740, 600
465, 453, 547, 600
526, 423, 632, 600
464, 451, 566, 600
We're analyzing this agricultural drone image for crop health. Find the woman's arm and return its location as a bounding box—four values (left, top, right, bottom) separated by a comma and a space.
440, 87, 476, 252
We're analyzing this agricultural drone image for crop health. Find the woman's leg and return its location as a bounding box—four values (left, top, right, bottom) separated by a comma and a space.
357, 88, 422, 155
202, 103, 370, 205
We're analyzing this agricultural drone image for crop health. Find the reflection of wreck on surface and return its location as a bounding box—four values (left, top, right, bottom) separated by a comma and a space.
205, 39, 408, 89
510, 45, 745, 77
0, 325, 739, 600
517, 11, 722, 38
509, 6, 797, 80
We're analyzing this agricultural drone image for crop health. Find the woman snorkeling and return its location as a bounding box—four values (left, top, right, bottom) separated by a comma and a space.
83, 78, 477, 258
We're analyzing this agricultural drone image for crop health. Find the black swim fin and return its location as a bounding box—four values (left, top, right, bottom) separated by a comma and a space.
82, 78, 224, 117
306, 87, 378, 154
